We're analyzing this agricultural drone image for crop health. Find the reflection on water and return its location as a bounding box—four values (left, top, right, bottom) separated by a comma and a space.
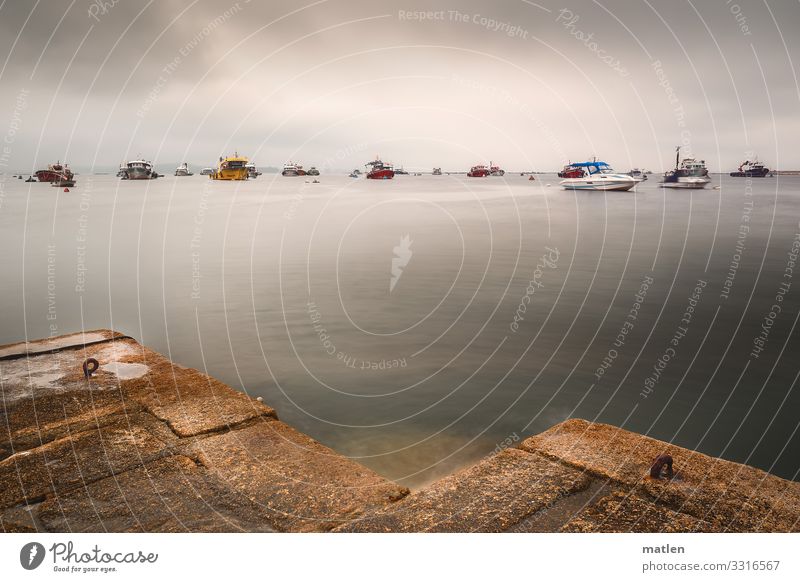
1, 173, 798, 487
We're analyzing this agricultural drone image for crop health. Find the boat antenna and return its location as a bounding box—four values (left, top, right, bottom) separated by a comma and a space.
675, 146, 680, 169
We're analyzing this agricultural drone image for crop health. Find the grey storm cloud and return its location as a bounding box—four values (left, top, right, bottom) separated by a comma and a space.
1, 0, 798, 173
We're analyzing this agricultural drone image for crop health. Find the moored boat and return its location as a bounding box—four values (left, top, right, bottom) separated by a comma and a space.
246, 162, 261, 179
660, 147, 710, 189
34, 161, 68, 182
394, 165, 408, 175
489, 162, 505, 176
175, 162, 192, 176
282, 162, 306, 176
306, 166, 320, 176
200, 167, 214, 176
627, 168, 648, 181
558, 163, 584, 179
365, 158, 394, 179
559, 160, 636, 191
467, 164, 490, 177
432, 167, 442, 175
125, 159, 156, 180
731, 159, 770, 177
211, 154, 249, 180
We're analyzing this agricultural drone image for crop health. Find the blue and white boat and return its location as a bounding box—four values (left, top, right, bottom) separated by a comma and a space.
559, 160, 637, 191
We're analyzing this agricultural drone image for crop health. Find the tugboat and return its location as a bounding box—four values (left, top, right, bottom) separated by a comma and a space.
211, 154, 249, 180
559, 160, 636, 191
282, 162, 306, 176
467, 164, 490, 177
558, 163, 585, 179
246, 162, 261, 179
175, 162, 192, 176
306, 166, 320, 176
432, 167, 442, 175
489, 162, 505, 176
34, 161, 69, 182
365, 158, 394, 179
50, 165, 76, 187
660, 147, 710, 189
731, 159, 770, 177
124, 159, 156, 180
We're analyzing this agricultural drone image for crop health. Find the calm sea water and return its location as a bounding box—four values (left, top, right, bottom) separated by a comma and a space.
1, 172, 799, 487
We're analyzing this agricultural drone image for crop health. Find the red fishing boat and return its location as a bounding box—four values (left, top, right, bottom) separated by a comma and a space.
35, 161, 70, 182
365, 158, 394, 179
558, 163, 585, 179
467, 164, 490, 177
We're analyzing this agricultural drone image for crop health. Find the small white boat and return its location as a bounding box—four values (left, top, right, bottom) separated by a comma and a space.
246, 162, 261, 179
627, 168, 648, 182
559, 160, 636, 191
200, 167, 214, 176
175, 162, 192, 176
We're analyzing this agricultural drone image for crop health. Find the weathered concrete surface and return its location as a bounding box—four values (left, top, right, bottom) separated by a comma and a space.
2, 331, 798, 533
337, 449, 592, 532
335, 418, 799, 533
520, 419, 800, 532
192, 422, 408, 532
0, 330, 407, 532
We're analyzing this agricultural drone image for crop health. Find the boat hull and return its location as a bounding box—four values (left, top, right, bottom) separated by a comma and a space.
367, 169, 394, 179
35, 170, 61, 182
660, 179, 710, 189
730, 169, 770, 177
560, 175, 636, 191
211, 168, 248, 180
127, 167, 154, 180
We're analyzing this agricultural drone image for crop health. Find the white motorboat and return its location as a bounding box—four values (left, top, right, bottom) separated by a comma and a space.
246, 162, 261, 179
175, 162, 192, 176
559, 160, 637, 191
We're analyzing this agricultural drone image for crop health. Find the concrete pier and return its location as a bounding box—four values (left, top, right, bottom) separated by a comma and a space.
1, 330, 797, 532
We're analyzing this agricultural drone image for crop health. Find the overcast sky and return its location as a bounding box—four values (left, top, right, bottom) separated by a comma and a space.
1, 0, 798, 172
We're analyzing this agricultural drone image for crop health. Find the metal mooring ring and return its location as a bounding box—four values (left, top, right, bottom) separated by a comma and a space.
650, 454, 674, 480
83, 358, 100, 378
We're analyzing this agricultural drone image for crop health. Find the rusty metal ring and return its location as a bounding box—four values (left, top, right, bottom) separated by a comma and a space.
650, 453, 674, 480
83, 358, 100, 378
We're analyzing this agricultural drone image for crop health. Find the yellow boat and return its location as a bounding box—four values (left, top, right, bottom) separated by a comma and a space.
210, 153, 249, 180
